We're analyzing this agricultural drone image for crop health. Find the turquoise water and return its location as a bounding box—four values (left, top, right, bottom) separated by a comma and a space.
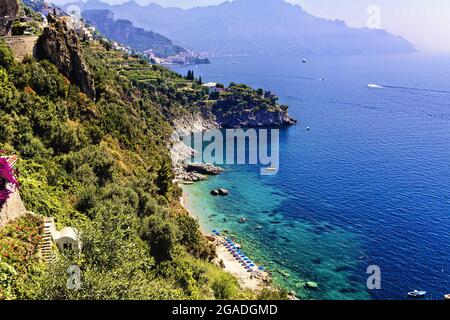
173, 53, 450, 300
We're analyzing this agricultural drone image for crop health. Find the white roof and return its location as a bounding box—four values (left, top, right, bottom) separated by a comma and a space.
202, 82, 217, 87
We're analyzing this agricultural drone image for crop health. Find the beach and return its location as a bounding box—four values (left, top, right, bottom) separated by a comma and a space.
180, 190, 269, 291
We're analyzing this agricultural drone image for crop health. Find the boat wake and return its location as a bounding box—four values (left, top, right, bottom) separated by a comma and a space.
368, 83, 384, 89
368, 83, 450, 94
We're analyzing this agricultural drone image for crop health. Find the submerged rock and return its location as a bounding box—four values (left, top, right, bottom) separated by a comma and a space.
280, 270, 290, 278
305, 281, 318, 289
210, 189, 220, 196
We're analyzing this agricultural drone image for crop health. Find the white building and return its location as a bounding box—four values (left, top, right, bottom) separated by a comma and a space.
202, 82, 220, 93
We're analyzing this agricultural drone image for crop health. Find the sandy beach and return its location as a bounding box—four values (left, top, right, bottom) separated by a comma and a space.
180, 189, 268, 291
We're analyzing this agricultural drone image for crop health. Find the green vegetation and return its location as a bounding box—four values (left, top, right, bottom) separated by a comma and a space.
0, 36, 285, 300
213, 83, 287, 114
0, 213, 44, 300
11, 2, 43, 36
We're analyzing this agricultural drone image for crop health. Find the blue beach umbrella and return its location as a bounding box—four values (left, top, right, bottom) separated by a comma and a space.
259, 266, 265, 271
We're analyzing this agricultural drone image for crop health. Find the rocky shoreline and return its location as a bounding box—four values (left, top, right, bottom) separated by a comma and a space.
170, 110, 297, 298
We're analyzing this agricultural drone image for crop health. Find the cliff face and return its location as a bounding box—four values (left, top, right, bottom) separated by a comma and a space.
0, 0, 20, 36
35, 14, 96, 99
212, 109, 296, 128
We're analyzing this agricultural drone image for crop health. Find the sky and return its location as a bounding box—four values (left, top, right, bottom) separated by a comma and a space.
52, 0, 450, 52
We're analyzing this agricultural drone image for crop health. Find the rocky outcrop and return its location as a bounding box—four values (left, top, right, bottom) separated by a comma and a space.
213, 109, 297, 128
35, 14, 96, 99
0, 0, 20, 36
186, 163, 224, 176
0, 189, 26, 228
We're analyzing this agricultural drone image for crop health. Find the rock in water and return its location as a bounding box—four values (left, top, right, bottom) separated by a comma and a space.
0, 0, 20, 36
218, 188, 229, 196
305, 281, 318, 289
185, 163, 224, 175
35, 14, 96, 100
210, 189, 220, 196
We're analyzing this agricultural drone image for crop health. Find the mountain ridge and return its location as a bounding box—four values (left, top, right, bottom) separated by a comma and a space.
67, 0, 416, 56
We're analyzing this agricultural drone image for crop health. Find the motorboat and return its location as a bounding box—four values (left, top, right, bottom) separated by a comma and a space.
408, 290, 427, 298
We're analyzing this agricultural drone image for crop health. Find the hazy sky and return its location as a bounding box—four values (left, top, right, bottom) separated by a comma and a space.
53, 0, 450, 52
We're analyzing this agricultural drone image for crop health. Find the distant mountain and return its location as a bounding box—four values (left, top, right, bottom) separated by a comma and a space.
82, 9, 185, 58
67, 0, 416, 56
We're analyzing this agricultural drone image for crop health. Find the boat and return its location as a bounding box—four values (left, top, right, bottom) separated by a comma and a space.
445, 294, 450, 300
408, 290, 427, 298
302, 58, 307, 63
368, 83, 383, 89
306, 127, 311, 131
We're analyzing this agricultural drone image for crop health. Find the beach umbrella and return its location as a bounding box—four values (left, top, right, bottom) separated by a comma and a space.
259, 266, 265, 271
249, 264, 255, 267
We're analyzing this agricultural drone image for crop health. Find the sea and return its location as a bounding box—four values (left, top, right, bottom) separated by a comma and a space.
171, 53, 450, 300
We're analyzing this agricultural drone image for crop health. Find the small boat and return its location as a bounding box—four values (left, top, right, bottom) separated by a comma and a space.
368, 83, 383, 89
306, 127, 311, 131
408, 290, 427, 298
302, 58, 307, 63
444, 294, 450, 300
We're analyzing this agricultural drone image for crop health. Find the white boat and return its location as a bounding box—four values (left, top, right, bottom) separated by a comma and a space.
368, 83, 383, 89
444, 294, 450, 300
302, 59, 307, 63
408, 290, 427, 298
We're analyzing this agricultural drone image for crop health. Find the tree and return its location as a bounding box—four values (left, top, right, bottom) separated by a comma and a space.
186, 70, 195, 81
198, 76, 202, 85
141, 213, 178, 263
0, 38, 15, 70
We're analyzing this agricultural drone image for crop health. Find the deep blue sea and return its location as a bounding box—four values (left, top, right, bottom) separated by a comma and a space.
171, 53, 450, 300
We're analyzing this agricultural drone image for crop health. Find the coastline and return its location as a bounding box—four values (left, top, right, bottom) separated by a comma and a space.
180, 186, 269, 292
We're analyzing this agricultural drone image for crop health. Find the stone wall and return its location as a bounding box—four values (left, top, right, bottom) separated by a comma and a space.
0, 189, 27, 228
3, 35, 39, 61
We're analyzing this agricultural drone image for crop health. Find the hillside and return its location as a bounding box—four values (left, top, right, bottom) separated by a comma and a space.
82, 9, 185, 58
69, 0, 416, 56
0, 5, 292, 299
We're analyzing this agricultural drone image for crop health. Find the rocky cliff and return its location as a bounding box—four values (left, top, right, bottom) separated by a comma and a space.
0, 189, 26, 228
0, 0, 20, 36
212, 109, 296, 128
35, 14, 96, 99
